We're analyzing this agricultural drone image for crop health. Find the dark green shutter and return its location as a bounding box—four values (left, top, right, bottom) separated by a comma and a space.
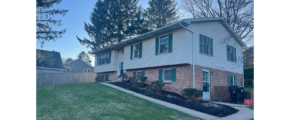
139, 42, 142, 58
155, 37, 159, 55
158, 69, 163, 81
227, 45, 229, 61
199, 34, 203, 53
234, 76, 237, 85
108, 51, 111, 64
168, 33, 173, 53
234, 47, 236, 63
210, 38, 213, 56
227, 75, 231, 86
97, 55, 99, 66
133, 72, 136, 78
172, 68, 176, 82
130, 45, 133, 60
142, 71, 145, 77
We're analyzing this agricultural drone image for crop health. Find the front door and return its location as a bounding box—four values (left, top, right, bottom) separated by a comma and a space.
203, 70, 210, 100
117, 61, 125, 80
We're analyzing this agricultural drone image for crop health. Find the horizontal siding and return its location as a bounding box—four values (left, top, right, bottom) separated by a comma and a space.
94, 50, 117, 73
188, 21, 243, 74
123, 28, 191, 70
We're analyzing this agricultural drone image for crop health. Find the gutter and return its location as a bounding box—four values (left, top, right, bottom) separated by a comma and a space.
179, 23, 195, 88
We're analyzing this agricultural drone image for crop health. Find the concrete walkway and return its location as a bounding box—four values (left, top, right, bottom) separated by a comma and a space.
101, 83, 253, 120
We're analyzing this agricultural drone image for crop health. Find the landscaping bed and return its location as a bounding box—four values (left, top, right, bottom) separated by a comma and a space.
110, 82, 239, 117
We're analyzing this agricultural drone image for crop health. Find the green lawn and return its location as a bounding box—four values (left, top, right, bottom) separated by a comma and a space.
37, 82, 195, 120
244, 87, 254, 92
248, 105, 254, 110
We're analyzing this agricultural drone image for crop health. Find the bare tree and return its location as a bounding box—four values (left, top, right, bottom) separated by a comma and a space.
180, 0, 254, 45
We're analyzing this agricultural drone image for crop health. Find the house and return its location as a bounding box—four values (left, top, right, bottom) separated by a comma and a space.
37, 49, 65, 73
63, 58, 94, 73
90, 18, 248, 102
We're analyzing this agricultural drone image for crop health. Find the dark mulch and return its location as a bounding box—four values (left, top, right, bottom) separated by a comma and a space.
110, 82, 239, 117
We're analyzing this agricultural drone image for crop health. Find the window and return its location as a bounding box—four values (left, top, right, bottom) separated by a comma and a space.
199, 34, 213, 56
227, 45, 236, 62
66, 67, 71, 72
163, 69, 172, 82
228, 75, 237, 86
83, 69, 91, 72
159, 35, 169, 54
136, 71, 142, 81
133, 43, 140, 59
104, 74, 109, 81
97, 51, 111, 65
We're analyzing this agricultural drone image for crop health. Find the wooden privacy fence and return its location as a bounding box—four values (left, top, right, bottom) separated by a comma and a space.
37, 72, 97, 86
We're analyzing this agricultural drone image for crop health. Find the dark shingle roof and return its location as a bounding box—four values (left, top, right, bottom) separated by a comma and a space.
36, 49, 63, 69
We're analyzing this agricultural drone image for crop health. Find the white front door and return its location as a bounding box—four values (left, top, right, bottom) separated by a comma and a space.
203, 70, 210, 100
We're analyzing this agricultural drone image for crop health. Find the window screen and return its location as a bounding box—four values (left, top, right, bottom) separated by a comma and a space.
228, 46, 234, 62
160, 35, 168, 54
134, 43, 139, 59
163, 69, 172, 81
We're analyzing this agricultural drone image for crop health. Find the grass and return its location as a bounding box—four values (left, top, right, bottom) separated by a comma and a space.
244, 87, 254, 92
37, 82, 195, 120
248, 105, 254, 110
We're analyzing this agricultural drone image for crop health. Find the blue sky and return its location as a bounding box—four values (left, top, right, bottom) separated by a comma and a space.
36, 0, 184, 66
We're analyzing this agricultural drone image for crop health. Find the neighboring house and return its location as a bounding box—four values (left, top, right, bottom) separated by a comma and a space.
63, 59, 94, 73
37, 49, 65, 73
90, 18, 248, 102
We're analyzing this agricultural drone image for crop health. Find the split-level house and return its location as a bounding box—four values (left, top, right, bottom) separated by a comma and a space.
90, 18, 248, 102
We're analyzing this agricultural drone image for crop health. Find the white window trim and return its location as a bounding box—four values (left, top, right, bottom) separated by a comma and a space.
132, 43, 140, 59
83, 68, 91, 72
228, 75, 235, 86
158, 34, 169, 55
202, 69, 210, 85
227, 45, 235, 63
163, 69, 172, 82
200, 35, 212, 57
98, 52, 110, 65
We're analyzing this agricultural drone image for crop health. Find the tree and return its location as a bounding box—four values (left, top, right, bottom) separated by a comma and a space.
36, 0, 69, 47
147, 0, 180, 29
76, 0, 151, 52
180, 0, 254, 45
77, 51, 92, 65
243, 46, 254, 67
63, 58, 73, 63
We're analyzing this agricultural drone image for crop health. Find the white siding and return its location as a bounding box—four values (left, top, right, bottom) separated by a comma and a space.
94, 50, 118, 73
123, 28, 191, 70
188, 21, 243, 74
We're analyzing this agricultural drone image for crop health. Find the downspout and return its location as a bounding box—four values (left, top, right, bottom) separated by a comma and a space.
179, 22, 195, 88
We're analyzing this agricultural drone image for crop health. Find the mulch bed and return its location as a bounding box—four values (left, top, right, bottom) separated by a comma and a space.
109, 82, 239, 117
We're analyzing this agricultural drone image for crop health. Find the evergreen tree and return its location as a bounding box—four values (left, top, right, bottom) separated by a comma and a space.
36, 0, 69, 47
76, 0, 151, 52
147, 0, 179, 29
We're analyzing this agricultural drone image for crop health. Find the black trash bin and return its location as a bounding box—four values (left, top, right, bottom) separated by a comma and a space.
228, 86, 239, 104
236, 87, 244, 104
229, 86, 244, 104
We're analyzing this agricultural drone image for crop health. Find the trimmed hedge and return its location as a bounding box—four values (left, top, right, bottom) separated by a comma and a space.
110, 82, 239, 117
244, 68, 256, 80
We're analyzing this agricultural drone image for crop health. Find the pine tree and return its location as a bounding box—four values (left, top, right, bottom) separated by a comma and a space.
147, 0, 179, 29
76, 0, 151, 52
36, 0, 69, 47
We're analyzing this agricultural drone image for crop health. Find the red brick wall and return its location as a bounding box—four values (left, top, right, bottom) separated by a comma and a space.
126, 64, 193, 94
194, 65, 243, 102
98, 72, 117, 81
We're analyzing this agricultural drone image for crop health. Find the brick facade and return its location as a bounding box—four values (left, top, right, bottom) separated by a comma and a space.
126, 64, 193, 94
194, 65, 243, 102
98, 72, 117, 81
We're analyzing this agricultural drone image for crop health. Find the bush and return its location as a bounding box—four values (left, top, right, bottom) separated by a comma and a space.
95, 74, 104, 82
181, 88, 203, 102
147, 81, 165, 94
130, 76, 147, 87
117, 73, 128, 82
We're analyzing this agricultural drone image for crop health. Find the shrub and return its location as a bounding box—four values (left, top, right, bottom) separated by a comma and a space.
147, 81, 165, 94
95, 74, 104, 82
117, 73, 128, 82
181, 88, 203, 102
130, 76, 147, 87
